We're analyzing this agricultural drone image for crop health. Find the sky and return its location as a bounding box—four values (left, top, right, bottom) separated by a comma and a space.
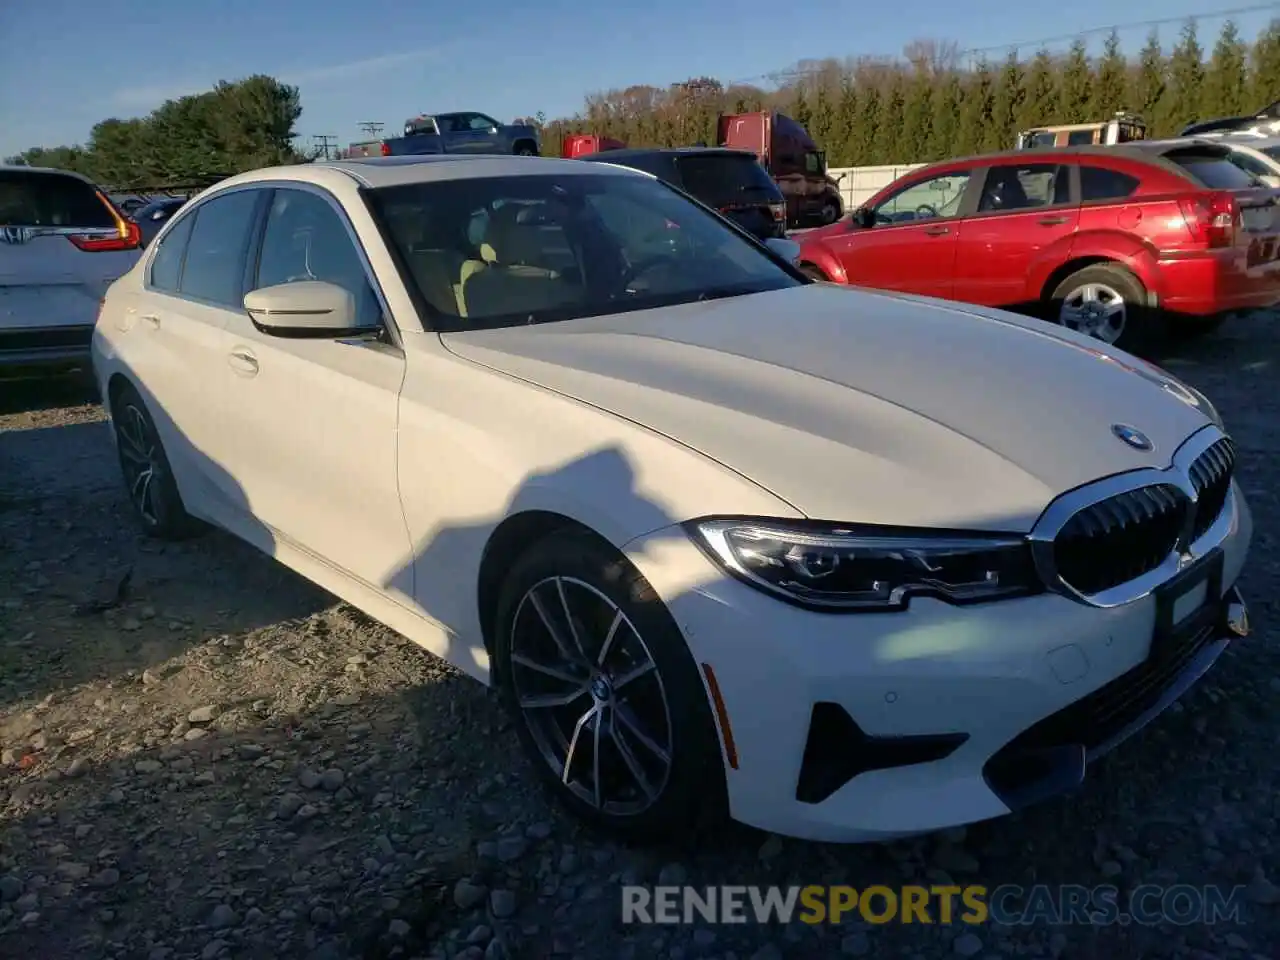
2, 0, 1279, 160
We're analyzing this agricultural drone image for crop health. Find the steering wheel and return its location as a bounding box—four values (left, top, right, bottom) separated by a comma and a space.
619, 254, 675, 288
915, 203, 940, 219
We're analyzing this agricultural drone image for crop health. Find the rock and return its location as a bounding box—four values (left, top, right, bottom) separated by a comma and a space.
201, 940, 226, 960
466, 924, 493, 944
134, 759, 163, 774
209, 903, 238, 928
953, 932, 983, 957
121, 616, 142, 631
192, 770, 216, 786
1245, 874, 1280, 905
841, 931, 871, 955
14, 893, 37, 913
526, 821, 553, 840
496, 836, 527, 862
484, 940, 506, 960
19, 911, 39, 926
299, 768, 322, 790
658, 863, 688, 886
56, 862, 91, 881
749, 946, 783, 960
693, 928, 717, 948
388, 917, 412, 938
65, 757, 89, 778
758, 834, 784, 862
489, 888, 517, 918
184, 728, 207, 741
278, 793, 305, 818
141, 669, 163, 686
0, 876, 22, 901
310, 905, 335, 926
934, 845, 980, 875
319, 768, 345, 791
1099, 860, 1123, 878
188, 705, 220, 724
455, 879, 488, 910
237, 744, 265, 760
296, 803, 320, 821
90, 868, 120, 888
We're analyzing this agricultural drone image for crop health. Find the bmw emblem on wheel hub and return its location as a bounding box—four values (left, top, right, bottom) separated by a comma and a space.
1111, 423, 1153, 451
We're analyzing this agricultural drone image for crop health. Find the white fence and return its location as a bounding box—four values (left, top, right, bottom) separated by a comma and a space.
828, 164, 924, 211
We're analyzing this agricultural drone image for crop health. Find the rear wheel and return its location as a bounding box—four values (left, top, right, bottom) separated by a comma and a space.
110, 381, 206, 540
513, 141, 538, 157
818, 199, 841, 225
1047, 263, 1165, 355
799, 263, 830, 282
493, 529, 727, 841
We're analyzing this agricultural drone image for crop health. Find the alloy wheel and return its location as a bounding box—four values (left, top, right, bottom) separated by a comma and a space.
509, 575, 673, 816
115, 403, 161, 526
1059, 282, 1127, 344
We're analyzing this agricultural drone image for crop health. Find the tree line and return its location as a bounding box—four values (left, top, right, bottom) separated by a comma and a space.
9, 19, 1280, 187
5, 76, 308, 190
537, 19, 1280, 166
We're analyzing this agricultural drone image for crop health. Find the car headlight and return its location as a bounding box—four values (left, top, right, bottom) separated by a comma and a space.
686, 519, 1043, 612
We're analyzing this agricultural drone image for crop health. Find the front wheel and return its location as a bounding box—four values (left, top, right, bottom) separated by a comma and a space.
513, 142, 538, 157
799, 263, 830, 282
1047, 263, 1165, 356
819, 199, 841, 225
493, 529, 727, 841
110, 381, 206, 540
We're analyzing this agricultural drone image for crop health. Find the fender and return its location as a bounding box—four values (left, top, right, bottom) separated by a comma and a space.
1045, 231, 1164, 300
1022, 232, 1087, 303
796, 235, 850, 284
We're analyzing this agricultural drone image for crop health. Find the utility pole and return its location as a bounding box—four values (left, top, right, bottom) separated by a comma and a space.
358, 121, 384, 140
311, 134, 338, 159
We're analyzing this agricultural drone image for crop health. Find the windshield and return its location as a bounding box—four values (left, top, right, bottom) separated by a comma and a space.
1164, 148, 1262, 189
369, 172, 801, 332
676, 154, 782, 206
1262, 145, 1280, 162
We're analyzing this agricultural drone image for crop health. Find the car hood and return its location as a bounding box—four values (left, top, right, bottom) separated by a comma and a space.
439, 284, 1213, 532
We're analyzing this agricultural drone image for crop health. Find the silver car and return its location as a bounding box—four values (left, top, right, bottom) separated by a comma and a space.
1, 166, 143, 378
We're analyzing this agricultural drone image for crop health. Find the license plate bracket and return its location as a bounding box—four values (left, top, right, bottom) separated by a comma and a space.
1150, 549, 1224, 661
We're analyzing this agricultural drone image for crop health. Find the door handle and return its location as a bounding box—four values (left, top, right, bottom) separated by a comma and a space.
924, 226, 950, 236
140, 313, 160, 329
227, 348, 259, 376
1038, 216, 1070, 226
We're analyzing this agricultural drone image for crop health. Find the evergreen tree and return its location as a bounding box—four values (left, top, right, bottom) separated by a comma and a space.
791, 87, 812, 130
1059, 39, 1094, 123
1092, 30, 1129, 117
902, 64, 937, 161
832, 80, 861, 166
810, 84, 835, 153
852, 81, 883, 166
1018, 50, 1059, 130
991, 52, 1027, 150
956, 59, 995, 155
1129, 31, 1167, 130
1248, 19, 1280, 109
879, 71, 908, 163
931, 70, 963, 163
1161, 21, 1205, 135
1204, 21, 1249, 119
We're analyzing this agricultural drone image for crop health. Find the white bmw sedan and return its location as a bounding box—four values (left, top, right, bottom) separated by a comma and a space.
91, 155, 1252, 843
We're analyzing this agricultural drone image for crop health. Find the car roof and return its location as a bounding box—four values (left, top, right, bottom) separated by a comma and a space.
204, 155, 646, 193
578, 147, 757, 163
0, 164, 99, 186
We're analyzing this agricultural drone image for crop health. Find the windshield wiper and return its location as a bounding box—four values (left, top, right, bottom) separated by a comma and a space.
695, 285, 756, 303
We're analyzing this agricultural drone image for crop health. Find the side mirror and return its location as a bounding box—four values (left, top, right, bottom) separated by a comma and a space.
243, 280, 360, 337
851, 207, 876, 229
764, 237, 801, 263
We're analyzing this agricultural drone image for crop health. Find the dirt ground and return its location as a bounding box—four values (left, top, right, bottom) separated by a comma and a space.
2, 315, 1279, 960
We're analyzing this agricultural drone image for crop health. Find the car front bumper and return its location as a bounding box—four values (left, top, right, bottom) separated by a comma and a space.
622, 484, 1252, 843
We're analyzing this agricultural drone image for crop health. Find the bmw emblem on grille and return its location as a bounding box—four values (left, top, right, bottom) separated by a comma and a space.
1111, 423, 1153, 451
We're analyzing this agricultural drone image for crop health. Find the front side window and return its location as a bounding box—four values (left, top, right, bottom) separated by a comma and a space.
467, 114, 499, 131
370, 173, 800, 331
977, 163, 1067, 213
148, 211, 196, 292
1067, 129, 1097, 146
177, 190, 260, 306
255, 189, 381, 327
872, 172, 971, 225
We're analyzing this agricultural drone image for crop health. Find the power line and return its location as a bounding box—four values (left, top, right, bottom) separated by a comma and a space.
729, 3, 1280, 86
358, 121, 384, 139
310, 134, 338, 159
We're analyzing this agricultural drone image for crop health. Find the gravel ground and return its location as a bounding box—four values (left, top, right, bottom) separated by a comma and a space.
1, 317, 1278, 960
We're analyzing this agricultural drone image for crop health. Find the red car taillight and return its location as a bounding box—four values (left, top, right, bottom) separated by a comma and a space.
1178, 192, 1236, 248
770, 202, 786, 221
380, 142, 391, 156
66, 191, 142, 252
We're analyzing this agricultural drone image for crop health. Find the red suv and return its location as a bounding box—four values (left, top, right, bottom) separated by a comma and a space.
796, 141, 1280, 353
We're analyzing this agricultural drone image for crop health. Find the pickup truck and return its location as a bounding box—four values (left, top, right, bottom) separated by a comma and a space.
347, 112, 541, 158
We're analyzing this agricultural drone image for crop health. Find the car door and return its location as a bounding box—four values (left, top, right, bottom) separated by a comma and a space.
217, 184, 412, 592
447, 113, 498, 153
825, 169, 975, 298
128, 189, 263, 527
951, 162, 1078, 308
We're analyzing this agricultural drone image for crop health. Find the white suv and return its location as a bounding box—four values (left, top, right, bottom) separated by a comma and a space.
1, 166, 143, 379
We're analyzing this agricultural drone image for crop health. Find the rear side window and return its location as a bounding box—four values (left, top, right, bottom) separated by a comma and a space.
1079, 166, 1140, 202
178, 191, 260, 306
0, 170, 116, 228
1165, 149, 1261, 189
1066, 130, 1096, 147
148, 212, 196, 292
676, 155, 781, 206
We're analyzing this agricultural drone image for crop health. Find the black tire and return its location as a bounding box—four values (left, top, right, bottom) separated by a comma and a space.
799, 263, 829, 282
492, 529, 727, 842
109, 380, 206, 540
819, 199, 841, 225
1046, 263, 1166, 356
513, 141, 538, 157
